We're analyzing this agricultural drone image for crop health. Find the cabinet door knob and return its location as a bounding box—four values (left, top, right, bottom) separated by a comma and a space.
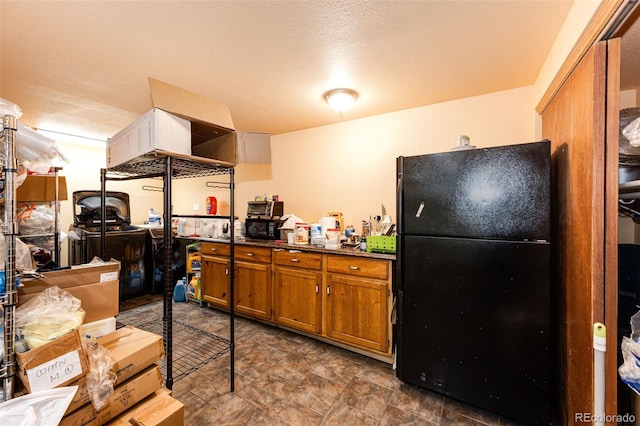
246, 253, 254, 256
349, 266, 360, 270
274, 248, 284, 252
210, 248, 217, 252
326, 286, 330, 295
291, 258, 299, 262
315, 284, 319, 294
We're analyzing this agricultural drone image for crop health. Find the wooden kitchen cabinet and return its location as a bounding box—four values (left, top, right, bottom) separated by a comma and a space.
273, 249, 323, 334
202, 241, 394, 360
235, 246, 272, 320
325, 255, 391, 354
201, 242, 230, 308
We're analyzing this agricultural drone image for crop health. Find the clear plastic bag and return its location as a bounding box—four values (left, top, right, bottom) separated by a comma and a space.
0, 233, 35, 271
15, 286, 85, 350
82, 337, 116, 411
619, 336, 640, 394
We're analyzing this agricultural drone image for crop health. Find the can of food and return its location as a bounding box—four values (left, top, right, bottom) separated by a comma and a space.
295, 222, 309, 244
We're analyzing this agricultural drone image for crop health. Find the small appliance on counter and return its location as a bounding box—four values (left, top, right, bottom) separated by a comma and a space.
244, 199, 284, 240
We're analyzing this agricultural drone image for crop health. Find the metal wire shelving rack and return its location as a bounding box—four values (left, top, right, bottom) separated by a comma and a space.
100, 151, 236, 391
1, 115, 18, 401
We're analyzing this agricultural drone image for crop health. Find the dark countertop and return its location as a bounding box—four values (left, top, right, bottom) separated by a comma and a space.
178, 236, 396, 261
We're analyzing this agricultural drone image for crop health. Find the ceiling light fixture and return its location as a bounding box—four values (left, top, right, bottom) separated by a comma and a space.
323, 88, 359, 114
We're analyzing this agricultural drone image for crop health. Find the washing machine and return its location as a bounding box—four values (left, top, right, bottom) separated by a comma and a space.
143, 226, 189, 294
68, 191, 147, 301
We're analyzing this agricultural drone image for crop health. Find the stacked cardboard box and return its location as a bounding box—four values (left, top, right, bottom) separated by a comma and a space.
17, 260, 120, 324
59, 326, 184, 425
15, 330, 90, 394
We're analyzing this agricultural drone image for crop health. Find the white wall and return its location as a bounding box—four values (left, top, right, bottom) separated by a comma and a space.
532, 0, 604, 139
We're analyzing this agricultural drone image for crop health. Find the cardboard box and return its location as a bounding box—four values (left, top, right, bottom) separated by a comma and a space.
65, 326, 164, 415
97, 326, 164, 386
79, 317, 117, 339
107, 77, 238, 167
193, 130, 271, 164
106, 108, 191, 168
60, 365, 163, 426
18, 261, 120, 323
16, 175, 68, 202
107, 388, 184, 426
16, 330, 89, 394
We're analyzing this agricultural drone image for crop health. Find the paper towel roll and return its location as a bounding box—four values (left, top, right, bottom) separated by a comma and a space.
320, 217, 336, 235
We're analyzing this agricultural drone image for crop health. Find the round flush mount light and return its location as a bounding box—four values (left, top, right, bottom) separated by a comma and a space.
323, 88, 359, 114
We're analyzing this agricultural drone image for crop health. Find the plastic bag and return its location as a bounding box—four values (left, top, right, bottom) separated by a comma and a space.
619, 336, 640, 394
0, 233, 35, 271
0, 386, 78, 426
17, 204, 55, 235
82, 337, 116, 411
0, 97, 22, 118
15, 286, 85, 350
624, 117, 640, 148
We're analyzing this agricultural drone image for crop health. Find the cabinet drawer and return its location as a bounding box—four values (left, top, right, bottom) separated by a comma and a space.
274, 249, 322, 270
235, 246, 271, 263
201, 242, 230, 257
326, 255, 389, 280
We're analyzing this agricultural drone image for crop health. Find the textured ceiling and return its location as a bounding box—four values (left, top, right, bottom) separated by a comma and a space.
0, 1, 575, 140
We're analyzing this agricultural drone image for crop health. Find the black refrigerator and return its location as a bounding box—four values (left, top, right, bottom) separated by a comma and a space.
396, 140, 553, 425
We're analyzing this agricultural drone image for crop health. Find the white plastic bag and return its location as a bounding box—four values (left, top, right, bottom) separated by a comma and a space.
623, 116, 640, 147
0, 386, 77, 426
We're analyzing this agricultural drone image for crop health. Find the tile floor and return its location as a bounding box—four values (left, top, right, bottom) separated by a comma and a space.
118, 297, 521, 426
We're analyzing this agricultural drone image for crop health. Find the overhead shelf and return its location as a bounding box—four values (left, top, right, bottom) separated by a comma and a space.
105, 151, 235, 180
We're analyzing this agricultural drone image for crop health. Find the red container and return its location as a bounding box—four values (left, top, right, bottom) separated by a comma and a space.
206, 196, 217, 215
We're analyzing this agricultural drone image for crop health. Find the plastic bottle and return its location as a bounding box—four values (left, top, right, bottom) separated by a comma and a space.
173, 277, 187, 302
187, 275, 200, 302
148, 208, 161, 225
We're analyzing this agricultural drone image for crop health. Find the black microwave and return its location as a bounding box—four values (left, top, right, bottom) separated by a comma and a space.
245, 218, 280, 240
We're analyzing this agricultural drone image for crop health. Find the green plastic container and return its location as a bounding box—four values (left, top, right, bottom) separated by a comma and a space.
366, 235, 396, 254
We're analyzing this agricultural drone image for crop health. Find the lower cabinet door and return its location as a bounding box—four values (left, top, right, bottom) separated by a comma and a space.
274, 266, 322, 334
325, 274, 390, 353
235, 261, 271, 320
201, 256, 230, 308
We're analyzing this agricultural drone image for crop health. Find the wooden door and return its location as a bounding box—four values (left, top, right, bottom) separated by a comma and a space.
273, 266, 322, 334
235, 260, 271, 320
201, 255, 230, 308
541, 39, 619, 423
325, 274, 389, 353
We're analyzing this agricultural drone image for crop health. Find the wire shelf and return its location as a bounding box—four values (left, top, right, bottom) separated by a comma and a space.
106, 151, 234, 180
119, 318, 231, 382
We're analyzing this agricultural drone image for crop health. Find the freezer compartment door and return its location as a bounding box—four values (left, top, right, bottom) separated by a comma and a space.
396, 235, 552, 425
398, 140, 550, 240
